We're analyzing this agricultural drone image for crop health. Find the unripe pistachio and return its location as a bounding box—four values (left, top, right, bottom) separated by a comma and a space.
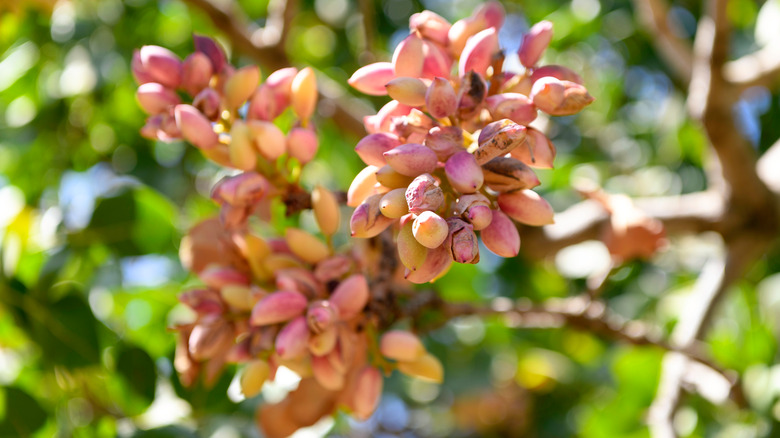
306, 300, 337, 333
497, 189, 555, 226
192, 87, 220, 120
193, 34, 227, 74
247, 120, 286, 159
530, 76, 566, 114
308, 325, 338, 356
445, 151, 483, 194
530, 64, 584, 85
397, 352, 444, 383
275, 316, 310, 360
250, 290, 308, 326
519, 20, 553, 68
482, 156, 541, 192
393, 34, 425, 78
291, 67, 317, 120
380, 188, 409, 218
174, 104, 218, 149
421, 40, 453, 79
137, 83, 180, 114
286, 127, 318, 163
409, 10, 451, 46
211, 172, 268, 206
224, 65, 260, 109
481, 209, 520, 257
380, 330, 426, 362
241, 360, 270, 397
221, 284, 255, 311
376, 165, 415, 189
355, 133, 402, 167
405, 173, 444, 214
285, 228, 329, 264
425, 126, 464, 161
551, 81, 594, 116
458, 28, 499, 78
446, 218, 480, 264
486, 93, 537, 126
386, 77, 428, 107
383, 143, 438, 177
312, 185, 340, 236
348, 62, 394, 96
229, 120, 257, 170
189, 321, 232, 360
329, 274, 369, 320
413, 211, 449, 248
473, 119, 527, 165
510, 127, 556, 169
181, 52, 213, 96
406, 243, 453, 284
138, 45, 182, 89
398, 219, 428, 272
350, 193, 394, 238
347, 165, 379, 207
353, 367, 383, 420
456, 70, 487, 117
311, 354, 345, 391
425, 77, 457, 119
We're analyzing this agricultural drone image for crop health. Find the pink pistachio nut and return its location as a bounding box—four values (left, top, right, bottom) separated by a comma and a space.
181, 52, 213, 96
421, 40, 453, 79
481, 156, 541, 192
409, 10, 451, 46
530, 65, 584, 85
456, 71, 487, 117
497, 189, 555, 226
481, 209, 521, 257
347, 165, 379, 207
424, 126, 464, 161
194, 34, 227, 74
174, 104, 219, 149
412, 211, 449, 249
352, 367, 383, 421
519, 20, 554, 68
355, 133, 402, 167
275, 316, 310, 360
329, 274, 369, 320
444, 150, 483, 194
405, 242, 453, 284
188, 320, 232, 360
199, 266, 249, 289
250, 290, 308, 326
453, 193, 493, 230
383, 143, 438, 177
473, 119, 527, 165
211, 172, 269, 206
530, 76, 566, 114
380, 330, 426, 362
426, 77, 458, 119
445, 217, 480, 264
350, 193, 395, 238
386, 77, 428, 107
348, 62, 395, 96
405, 173, 444, 214
138, 45, 182, 89
510, 127, 556, 169
311, 354, 345, 391
485, 93, 538, 126
287, 127, 319, 164
192, 87, 220, 120
458, 28, 499, 78
306, 301, 338, 334
136, 82, 180, 115
291, 67, 318, 121
393, 34, 425, 78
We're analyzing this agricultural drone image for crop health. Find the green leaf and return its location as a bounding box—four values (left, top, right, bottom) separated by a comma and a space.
0, 387, 47, 437
33, 294, 101, 368
116, 344, 158, 403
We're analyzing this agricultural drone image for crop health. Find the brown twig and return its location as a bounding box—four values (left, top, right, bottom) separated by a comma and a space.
631, 0, 693, 83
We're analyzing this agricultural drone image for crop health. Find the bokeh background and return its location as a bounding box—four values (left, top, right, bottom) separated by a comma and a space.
2, 0, 780, 436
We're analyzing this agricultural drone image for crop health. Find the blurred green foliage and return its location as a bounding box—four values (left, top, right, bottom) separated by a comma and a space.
2, 0, 780, 436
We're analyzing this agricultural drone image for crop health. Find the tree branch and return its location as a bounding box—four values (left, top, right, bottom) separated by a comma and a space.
631, 0, 693, 83
520, 191, 724, 260
182, 0, 370, 138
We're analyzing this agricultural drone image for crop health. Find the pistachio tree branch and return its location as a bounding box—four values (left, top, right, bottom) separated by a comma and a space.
631, 0, 693, 83
182, 0, 370, 137
520, 191, 723, 260
723, 44, 780, 90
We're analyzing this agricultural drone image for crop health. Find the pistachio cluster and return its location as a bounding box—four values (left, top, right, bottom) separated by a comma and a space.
347, 2, 593, 282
